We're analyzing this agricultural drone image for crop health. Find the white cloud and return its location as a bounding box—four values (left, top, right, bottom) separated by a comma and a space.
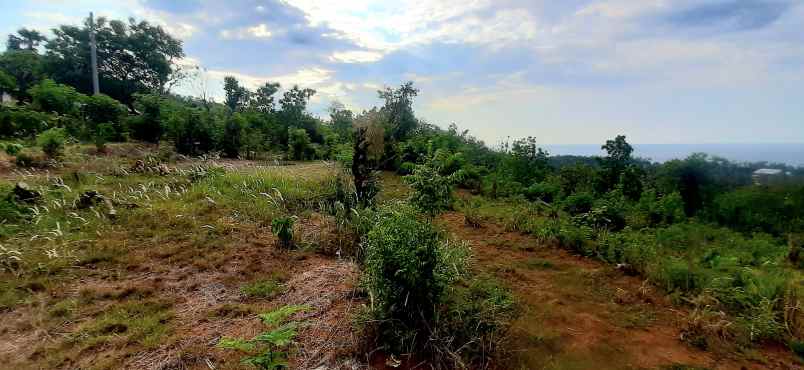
329, 50, 384, 63
219, 24, 274, 40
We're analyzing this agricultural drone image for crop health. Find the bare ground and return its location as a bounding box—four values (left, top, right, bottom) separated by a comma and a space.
437, 211, 801, 370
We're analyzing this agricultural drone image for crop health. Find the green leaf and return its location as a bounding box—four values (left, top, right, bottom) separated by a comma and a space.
253, 322, 298, 347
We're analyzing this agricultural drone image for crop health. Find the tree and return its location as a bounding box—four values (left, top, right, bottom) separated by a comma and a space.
45, 16, 184, 106
0, 70, 17, 94
28, 79, 82, 116
250, 82, 280, 113
287, 127, 312, 160
130, 93, 163, 143
278, 85, 315, 127
7, 28, 47, 51
599, 135, 634, 193
507, 136, 550, 184
378, 81, 418, 141
328, 101, 353, 139
221, 113, 244, 158
223, 76, 249, 112
0, 50, 45, 101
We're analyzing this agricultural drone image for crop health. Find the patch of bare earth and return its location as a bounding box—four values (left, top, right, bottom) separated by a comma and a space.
437, 212, 801, 370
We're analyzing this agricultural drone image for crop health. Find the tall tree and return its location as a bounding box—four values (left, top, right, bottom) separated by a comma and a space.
249, 82, 280, 113
0, 50, 45, 101
44, 16, 184, 107
7, 28, 47, 51
378, 81, 418, 141
223, 76, 249, 112
328, 101, 353, 139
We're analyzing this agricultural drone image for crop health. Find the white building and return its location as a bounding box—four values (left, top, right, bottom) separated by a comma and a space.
752, 168, 784, 185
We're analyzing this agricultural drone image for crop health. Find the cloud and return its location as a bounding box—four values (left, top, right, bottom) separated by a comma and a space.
665, 0, 791, 31
329, 50, 384, 63
219, 23, 274, 40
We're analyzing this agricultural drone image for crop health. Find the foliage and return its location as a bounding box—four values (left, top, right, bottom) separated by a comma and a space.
36, 127, 66, 159
287, 127, 312, 160
28, 79, 81, 116
218, 305, 309, 370
362, 204, 457, 350
45, 16, 184, 105
82, 93, 126, 134
405, 150, 463, 216
271, 216, 295, 249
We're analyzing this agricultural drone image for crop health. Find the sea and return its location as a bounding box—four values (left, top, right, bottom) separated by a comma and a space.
542, 143, 804, 167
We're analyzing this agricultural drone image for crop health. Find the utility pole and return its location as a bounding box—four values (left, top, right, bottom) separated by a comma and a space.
89, 12, 100, 95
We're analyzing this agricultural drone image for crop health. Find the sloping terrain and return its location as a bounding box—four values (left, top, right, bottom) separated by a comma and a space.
438, 212, 799, 370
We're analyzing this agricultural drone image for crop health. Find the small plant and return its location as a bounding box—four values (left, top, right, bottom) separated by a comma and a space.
463, 199, 485, 228
241, 277, 285, 299
271, 216, 296, 248
4, 143, 22, 156
217, 305, 309, 369
36, 127, 67, 159
93, 122, 116, 153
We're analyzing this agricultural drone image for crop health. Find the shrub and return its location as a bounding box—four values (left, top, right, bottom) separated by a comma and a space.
28, 79, 82, 116
562, 192, 594, 216
397, 161, 416, 175
271, 216, 296, 249
94, 123, 116, 153
405, 155, 461, 216
4, 143, 22, 156
36, 127, 66, 159
435, 276, 516, 367
287, 127, 312, 160
6, 108, 53, 137
362, 204, 462, 352
525, 181, 560, 203
82, 94, 126, 136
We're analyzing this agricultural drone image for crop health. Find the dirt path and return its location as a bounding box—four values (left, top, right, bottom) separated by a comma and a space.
437, 212, 798, 370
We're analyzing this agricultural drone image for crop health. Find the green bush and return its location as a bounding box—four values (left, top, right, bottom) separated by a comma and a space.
28, 79, 82, 116
36, 127, 66, 159
524, 181, 560, 203
287, 127, 312, 160
397, 161, 416, 175
405, 154, 461, 216
562, 192, 594, 216
94, 123, 116, 152
82, 94, 126, 136
4, 143, 22, 156
362, 204, 464, 351
271, 216, 295, 248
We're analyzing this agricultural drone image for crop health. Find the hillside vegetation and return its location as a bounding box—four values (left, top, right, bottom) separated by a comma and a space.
1, 16, 803, 370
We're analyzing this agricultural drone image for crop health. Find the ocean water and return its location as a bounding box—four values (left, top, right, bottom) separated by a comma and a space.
542, 143, 804, 167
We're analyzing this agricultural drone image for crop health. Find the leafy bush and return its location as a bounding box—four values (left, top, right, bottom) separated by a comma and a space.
28, 79, 82, 116
271, 216, 296, 249
397, 161, 416, 175
4, 143, 22, 156
36, 127, 66, 159
287, 127, 312, 160
82, 94, 126, 136
405, 154, 462, 216
362, 204, 465, 352
94, 123, 116, 152
562, 192, 594, 216
4, 108, 53, 137
524, 181, 560, 202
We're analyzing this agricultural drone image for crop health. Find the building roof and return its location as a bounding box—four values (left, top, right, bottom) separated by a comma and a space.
753, 168, 783, 175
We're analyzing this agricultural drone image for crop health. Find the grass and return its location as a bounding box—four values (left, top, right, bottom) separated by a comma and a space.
0, 144, 338, 368
241, 275, 286, 299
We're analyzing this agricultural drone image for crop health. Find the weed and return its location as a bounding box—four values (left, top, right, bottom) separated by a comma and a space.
242, 277, 285, 299
271, 215, 296, 249
217, 305, 310, 369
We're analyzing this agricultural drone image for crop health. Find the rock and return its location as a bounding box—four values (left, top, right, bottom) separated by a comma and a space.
13, 182, 41, 203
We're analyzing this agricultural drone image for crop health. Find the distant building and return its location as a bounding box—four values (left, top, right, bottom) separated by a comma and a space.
0, 91, 17, 106
753, 168, 785, 185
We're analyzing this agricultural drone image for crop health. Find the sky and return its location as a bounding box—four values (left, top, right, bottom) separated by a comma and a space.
1, 0, 803, 145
